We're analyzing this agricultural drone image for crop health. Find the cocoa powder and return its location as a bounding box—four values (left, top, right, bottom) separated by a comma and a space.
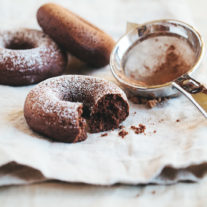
139, 44, 191, 85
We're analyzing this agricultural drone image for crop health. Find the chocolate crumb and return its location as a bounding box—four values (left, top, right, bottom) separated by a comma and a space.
136, 194, 140, 197
139, 124, 145, 128
151, 190, 156, 194
131, 124, 146, 134
119, 125, 124, 129
129, 95, 169, 108
153, 130, 157, 133
176, 119, 180, 122
146, 99, 158, 108
118, 129, 128, 138
101, 133, 108, 137
159, 119, 164, 123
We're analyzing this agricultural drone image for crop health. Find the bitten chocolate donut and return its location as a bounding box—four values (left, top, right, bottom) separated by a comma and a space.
0, 28, 67, 86
24, 75, 129, 143
37, 3, 115, 67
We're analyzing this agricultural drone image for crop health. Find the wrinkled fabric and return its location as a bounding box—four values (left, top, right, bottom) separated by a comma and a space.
0, 0, 207, 186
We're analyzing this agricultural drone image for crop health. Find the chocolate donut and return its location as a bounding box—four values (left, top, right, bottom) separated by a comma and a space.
37, 3, 115, 67
24, 75, 129, 143
0, 28, 67, 86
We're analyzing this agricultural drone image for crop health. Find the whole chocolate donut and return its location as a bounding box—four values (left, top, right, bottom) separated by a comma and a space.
37, 3, 115, 67
24, 75, 129, 143
0, 28, 67, 86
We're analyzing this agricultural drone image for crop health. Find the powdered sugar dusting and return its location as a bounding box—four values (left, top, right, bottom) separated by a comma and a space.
0, 28, 64, 72
25, 75, 128, 122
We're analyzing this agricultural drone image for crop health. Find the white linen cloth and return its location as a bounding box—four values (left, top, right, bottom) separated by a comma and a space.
0, 0, 207, 186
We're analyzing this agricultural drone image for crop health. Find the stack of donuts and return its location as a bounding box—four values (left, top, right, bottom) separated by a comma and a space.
1, 3, 129, 143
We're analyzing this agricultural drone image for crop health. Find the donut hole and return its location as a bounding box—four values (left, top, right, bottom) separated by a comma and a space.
5, 39, 35, 50
88, 94, 129, 133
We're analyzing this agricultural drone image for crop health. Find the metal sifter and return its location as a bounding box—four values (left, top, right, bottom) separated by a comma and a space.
110, 19, 207, 118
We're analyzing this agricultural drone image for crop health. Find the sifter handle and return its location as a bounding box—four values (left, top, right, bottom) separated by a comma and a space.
173, 74, 207, 118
